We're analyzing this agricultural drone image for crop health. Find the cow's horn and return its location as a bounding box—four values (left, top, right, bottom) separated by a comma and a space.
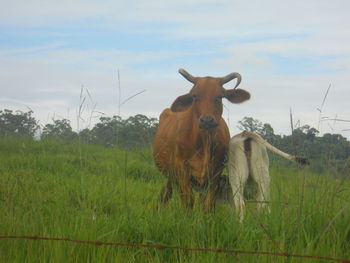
178, 68, 196, 84
221, 72, 242, 88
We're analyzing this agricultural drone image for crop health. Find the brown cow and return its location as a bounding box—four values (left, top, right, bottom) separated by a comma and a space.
153, 69, 250, 211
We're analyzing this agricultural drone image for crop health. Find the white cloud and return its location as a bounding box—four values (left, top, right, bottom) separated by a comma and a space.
2, 0, 349, 30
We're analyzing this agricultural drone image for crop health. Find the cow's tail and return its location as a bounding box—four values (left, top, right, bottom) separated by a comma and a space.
241, 131, 309, 165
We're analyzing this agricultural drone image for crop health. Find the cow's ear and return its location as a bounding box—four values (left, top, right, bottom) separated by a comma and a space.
224, 89, 250, 104
171, 93, 193, 112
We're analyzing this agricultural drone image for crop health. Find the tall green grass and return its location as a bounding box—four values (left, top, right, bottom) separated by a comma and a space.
0, 138, 349, 262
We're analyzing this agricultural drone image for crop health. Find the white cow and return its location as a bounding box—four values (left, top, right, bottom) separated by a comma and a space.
227, 131, 308, 221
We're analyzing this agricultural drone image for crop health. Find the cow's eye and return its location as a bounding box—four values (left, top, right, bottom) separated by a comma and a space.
192, 94, 199, 101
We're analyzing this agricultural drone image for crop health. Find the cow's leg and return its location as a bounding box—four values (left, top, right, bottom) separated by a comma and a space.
177, 162, 194, 209
228, 140, 249, 222
203, 176, 220, 212
159, 179, 173, 204
249, 141, 270, 213
178, 177, 194, 209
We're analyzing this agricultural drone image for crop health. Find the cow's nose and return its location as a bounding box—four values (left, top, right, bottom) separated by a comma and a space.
199, 116, 218, 130
200, 116, 214, 123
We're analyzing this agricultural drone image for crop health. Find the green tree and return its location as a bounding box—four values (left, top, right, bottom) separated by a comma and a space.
0, 109, 39, 138
260, 123, 277, 143
88, 114, 158, 148
41, 119, 77, 142
297, 125, 319, 141
237, 117, 263, 133
120, 114, 158, 148
90, 116, 123, 147
78, 128, 94, 144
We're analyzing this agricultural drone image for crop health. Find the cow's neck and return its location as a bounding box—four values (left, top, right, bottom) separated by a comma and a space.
187, 125, 217, 185
186, 113, 217, 154
198, 130, 216, 160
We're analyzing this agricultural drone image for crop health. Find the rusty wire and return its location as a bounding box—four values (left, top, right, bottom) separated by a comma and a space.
0, 235, 349, 262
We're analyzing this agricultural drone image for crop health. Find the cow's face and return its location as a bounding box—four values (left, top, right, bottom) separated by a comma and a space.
171, 69, 250, 131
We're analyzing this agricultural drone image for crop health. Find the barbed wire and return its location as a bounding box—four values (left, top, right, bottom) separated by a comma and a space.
1, 235, 349, 262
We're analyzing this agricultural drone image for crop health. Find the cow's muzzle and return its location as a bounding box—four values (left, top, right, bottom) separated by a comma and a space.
199, 116, 218, 130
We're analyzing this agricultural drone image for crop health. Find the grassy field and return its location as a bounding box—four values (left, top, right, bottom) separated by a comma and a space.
0, 138, 349, 262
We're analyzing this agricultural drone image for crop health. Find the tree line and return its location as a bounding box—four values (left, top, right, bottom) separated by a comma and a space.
1, 109, 349, 175
0, 109, 157, 149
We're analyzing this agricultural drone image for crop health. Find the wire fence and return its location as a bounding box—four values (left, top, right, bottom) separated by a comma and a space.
1, 235, 349, 263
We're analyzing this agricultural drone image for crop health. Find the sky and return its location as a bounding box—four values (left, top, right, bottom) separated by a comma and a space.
1, 0, 350, 137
